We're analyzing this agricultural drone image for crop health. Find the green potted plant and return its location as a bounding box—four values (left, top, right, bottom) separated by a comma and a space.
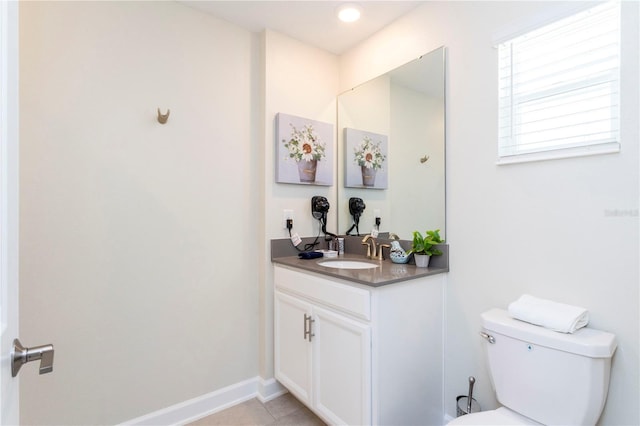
407, 229, 444, 268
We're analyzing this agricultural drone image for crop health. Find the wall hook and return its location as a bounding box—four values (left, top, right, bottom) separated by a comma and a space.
420, 155, 430, 164
157, 108, 170, 124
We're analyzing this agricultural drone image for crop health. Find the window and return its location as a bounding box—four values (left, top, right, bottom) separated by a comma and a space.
497, 1, 620, 163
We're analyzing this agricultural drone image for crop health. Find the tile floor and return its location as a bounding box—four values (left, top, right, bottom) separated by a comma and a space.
188, 392, 326, 426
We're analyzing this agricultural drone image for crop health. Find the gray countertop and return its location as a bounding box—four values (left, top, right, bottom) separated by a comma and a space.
271, 236, 448, 287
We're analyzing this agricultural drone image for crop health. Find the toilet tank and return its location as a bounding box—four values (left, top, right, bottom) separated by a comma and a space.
481, 309, 617, 426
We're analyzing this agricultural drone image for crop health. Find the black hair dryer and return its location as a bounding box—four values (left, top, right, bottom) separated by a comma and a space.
311, 196, 330, 221
346, 197, 366, 235
349, 197, 366, 218
311, 196, 336, 239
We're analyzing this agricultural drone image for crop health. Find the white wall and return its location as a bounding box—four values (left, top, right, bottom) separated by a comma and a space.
260, 30, 339, 379
19, 2, 260, 424
341, 1, 639, 425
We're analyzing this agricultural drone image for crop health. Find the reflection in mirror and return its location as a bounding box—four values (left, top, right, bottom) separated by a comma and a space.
337, 46, 446, 240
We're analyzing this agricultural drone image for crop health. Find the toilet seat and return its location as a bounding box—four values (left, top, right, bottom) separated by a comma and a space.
448, 407, 541, 425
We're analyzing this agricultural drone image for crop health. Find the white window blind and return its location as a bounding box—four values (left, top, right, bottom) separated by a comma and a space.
498, 1, 620, 162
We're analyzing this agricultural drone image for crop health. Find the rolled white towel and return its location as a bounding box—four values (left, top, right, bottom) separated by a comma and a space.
508, 294, 590, 334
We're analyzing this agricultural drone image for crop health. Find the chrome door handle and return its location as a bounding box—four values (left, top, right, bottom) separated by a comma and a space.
11, 338, 54, 377
304, 314, 315, 342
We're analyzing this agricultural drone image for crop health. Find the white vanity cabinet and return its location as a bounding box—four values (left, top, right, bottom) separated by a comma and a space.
274, 291, 314, 406
274, 267, 372, 425
274, 265, 444, 426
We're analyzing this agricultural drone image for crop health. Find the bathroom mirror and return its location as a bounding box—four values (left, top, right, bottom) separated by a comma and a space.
337, 46, 446, 239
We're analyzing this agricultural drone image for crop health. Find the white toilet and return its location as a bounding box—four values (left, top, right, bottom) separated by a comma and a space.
449, 308, 617, 425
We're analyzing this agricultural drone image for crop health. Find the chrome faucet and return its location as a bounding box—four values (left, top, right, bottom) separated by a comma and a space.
361, 235, 377, 259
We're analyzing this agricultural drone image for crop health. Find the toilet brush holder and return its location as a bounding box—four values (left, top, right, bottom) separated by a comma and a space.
456, 396, 481, 417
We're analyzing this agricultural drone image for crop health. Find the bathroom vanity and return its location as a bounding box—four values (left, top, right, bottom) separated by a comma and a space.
272, 247, 446, 425
271, 45, 448, 425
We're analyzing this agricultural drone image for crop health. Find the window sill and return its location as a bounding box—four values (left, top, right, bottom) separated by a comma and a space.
496, 142, 621, 165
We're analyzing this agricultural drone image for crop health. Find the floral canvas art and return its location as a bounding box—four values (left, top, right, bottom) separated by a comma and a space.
345, 128, 388, 189
276, 113, 334, 186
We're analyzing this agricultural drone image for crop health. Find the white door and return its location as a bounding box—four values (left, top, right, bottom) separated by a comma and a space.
274, 291, 313, 406
1, 1, 20, 423
313, 305, 371, 426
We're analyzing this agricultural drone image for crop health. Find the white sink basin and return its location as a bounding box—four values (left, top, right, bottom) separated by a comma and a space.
317, 260, 379, 270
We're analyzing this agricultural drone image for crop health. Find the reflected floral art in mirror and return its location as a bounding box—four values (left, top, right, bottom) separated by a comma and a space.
344, 128, 388, 189
276, 113, 334, 186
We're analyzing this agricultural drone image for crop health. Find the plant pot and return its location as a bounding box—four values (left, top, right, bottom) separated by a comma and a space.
298, 159, 317, 183
414, 253, 431, 268
361, 166, 376, 186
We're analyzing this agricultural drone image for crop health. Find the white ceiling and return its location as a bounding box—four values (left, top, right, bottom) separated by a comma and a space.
180, 1, 425, 54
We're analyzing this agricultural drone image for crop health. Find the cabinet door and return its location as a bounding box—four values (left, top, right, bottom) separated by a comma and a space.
274, 291, 313, 406
312, 305, 372, 426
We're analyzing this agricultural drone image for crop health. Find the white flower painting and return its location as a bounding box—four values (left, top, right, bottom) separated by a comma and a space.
345, 128, 388, 189
276, 113, 334, 186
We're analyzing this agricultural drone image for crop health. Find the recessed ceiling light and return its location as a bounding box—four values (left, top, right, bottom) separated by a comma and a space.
337, 4, 361, 23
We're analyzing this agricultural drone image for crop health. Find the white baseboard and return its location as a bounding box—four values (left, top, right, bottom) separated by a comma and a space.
120, 376, 287, 426
257, 377, 288, 403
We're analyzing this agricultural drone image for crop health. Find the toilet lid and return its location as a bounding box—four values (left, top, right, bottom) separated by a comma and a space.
448, 407, 540, 425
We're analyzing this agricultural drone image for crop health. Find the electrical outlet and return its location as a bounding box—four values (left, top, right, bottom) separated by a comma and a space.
283, 209, 294, 229
374, 209, 381, 230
